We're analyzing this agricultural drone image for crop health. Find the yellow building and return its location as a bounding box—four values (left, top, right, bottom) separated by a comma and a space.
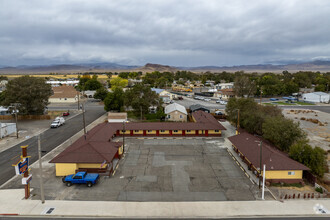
228, 132, 309, 184
50, 138, 123, 176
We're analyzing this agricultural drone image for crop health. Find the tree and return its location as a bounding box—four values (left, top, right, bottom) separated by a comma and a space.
289, 140, 326, 177
104, 88, 124, 112
124, 84, 160, 118
78, 75, 91, 91
226, 97, 282, 135
262, 116, 305, 151
1, 76, 52, 115
94, 87, 108, 101
84, 79, 102, 90
110, 77, 128, 90
233, 75, 256, 97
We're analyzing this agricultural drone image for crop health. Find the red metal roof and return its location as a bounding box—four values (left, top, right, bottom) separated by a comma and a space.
228, 132, 309, 171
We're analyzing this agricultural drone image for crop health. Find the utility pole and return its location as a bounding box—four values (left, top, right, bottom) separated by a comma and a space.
259, 140, 263, 189
140, 106, 142, 121
260, 87, 262, 105
237, 109, 240, 129
77, 90, 80, 110
82, 103, 86, 134
11, 103, 20, 139
38, 135, 45, 203
122, 121, 125, 155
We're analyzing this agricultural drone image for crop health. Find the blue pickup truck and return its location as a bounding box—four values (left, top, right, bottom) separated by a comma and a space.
62, 172, 100, 187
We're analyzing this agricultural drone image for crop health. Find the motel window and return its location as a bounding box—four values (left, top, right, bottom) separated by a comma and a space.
64, 98, 67, 100
148, 130, 152, 132
174, 130, 178, 132
180, 115, 183, 118
288, 171, 295, 175
187, 130, 191, 132
215, 130, 219, 132
161, 130, 165, 132
168, 115, 171, 118
134, 130, 139, 132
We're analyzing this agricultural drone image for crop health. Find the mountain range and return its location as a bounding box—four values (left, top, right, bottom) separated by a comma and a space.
1, 60, 330, 74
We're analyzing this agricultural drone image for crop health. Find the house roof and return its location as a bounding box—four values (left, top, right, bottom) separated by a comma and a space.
189, 104, 210, 112
228, 132, 309, 171
50, 111, 226, 164
219, 88, 235, 95
50, 85, 78, 99
165, 103, 187, 115
108, 112, 127, 120
49, 139, 122, 164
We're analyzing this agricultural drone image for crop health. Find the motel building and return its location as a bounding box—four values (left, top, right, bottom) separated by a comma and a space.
228, 131, 309, 184
50, 111, 226, 176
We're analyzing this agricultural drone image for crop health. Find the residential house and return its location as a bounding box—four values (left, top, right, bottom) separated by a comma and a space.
228, 132, 309, 184
108, 112, 127, 123
49, 85, 80, 103
214, 88, 235, 100
214, 82, 234, 91
165, 103, 187, 122
189, 104, 210, 113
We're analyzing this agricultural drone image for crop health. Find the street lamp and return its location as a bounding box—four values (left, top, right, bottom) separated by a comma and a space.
122, 120, 127, 155
255, 140, 263, 189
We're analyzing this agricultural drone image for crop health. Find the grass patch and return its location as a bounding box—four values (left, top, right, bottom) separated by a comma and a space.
47, 111, 64, 119
263, 103, 274, 105
273, 102, 296, 105
296, 101, 315, 105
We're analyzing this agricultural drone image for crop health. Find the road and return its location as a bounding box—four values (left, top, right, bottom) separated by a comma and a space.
2, 216, 329, 219
0, 101, 105, 186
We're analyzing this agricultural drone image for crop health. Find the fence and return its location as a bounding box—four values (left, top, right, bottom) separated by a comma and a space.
0, 115, 51, 120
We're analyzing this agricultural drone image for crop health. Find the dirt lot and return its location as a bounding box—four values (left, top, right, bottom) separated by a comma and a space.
283, 108, 330, 183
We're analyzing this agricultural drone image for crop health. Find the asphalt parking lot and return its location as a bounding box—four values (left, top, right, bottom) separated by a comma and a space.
2, 137, 259, 202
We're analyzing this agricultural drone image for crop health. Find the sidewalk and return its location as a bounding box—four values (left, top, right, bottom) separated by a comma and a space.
0, 188, 329, 217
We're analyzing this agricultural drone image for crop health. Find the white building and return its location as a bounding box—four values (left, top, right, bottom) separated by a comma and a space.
46, 80, 79, 87
302, 92, 330, 103
0, 123, 16, 139
214, 82, 234, 91
164, 103, 187, 122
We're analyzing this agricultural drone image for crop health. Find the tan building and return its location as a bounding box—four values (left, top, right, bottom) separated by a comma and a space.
165, 103, 187, 122
108, 112, 127, 123
49, 85, 79, 103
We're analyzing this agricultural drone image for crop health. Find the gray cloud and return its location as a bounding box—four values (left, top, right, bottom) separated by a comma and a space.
1, 0, 330, 66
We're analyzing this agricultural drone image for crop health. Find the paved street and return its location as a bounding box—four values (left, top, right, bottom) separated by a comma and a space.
0, 101, 105, 186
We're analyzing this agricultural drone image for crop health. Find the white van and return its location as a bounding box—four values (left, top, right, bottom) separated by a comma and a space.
51, 117, 65, 128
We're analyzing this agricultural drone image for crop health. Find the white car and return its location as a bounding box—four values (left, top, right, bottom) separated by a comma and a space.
51, 117, 65, 128
204, 98, 211, 102
216, 100, 227, 105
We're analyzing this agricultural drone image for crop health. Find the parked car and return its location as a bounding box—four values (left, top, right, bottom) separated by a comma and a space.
215, 110, 223, 115
269, 98, 279, 101
216, 100, 227, 105
50, 117, 65, 128
178, 96, 183, 100
62, 171, 100, 187
204, 98, 211, 102
62, 112, 70, 116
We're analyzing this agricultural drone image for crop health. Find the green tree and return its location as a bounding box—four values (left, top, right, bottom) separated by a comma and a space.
104, 88, 124, 112
262, 116, 305, 151
84, 79, 102, 90
78, 75, 91, 91
289, 140, 326, 177
1, 76, 52, 115
226, 98, 281, 135
110, 77, 128, 90
94, 87, 108, 101
124, 84, 160, 118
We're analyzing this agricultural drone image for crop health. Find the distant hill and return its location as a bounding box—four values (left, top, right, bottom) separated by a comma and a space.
134, 63, 179, 73
1, 60, 330, 74
0, 63, 138, 74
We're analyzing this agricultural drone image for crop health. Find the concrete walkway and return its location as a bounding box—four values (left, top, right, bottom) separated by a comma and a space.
0, 188, 329, 217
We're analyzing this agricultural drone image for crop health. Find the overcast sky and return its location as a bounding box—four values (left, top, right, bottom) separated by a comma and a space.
1, 0, 330, 67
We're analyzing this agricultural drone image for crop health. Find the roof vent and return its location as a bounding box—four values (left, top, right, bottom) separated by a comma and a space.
270, 158, 272, 161
271, 166, 274, 169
